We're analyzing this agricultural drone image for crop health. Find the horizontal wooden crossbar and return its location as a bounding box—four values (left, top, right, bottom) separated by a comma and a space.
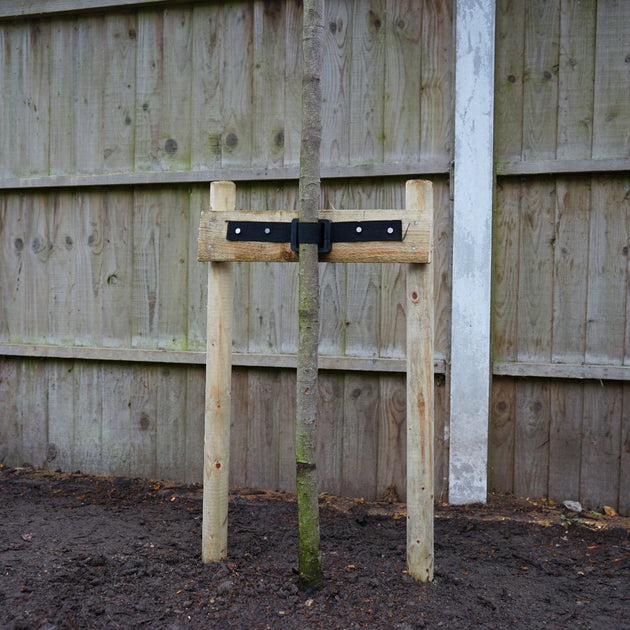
198, 209, 432, 263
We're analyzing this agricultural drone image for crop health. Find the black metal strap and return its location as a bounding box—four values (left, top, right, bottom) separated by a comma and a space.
226, 219, 402, 254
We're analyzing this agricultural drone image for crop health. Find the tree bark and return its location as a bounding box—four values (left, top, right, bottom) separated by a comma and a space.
296, 0, 324, 591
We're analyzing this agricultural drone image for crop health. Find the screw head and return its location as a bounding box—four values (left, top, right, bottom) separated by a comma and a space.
235, 227, 241, 235
264, 227, 271, 234
387, 226, 394, 234
356, 226, 363, 234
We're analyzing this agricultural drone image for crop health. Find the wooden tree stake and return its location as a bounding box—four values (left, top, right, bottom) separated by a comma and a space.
405, 180, 434, 582
201, 180, 236, 563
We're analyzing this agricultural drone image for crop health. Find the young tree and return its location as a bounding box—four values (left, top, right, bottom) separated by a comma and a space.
296, 0, 324, 591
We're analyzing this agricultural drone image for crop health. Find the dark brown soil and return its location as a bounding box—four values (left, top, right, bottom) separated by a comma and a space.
1, 465, 628, 630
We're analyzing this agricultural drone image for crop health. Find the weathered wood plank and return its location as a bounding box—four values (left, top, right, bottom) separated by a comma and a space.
190, 3, 223, 170
384, 0, 421, 163
198, 208, 432, 263
221, 3, 254, 169
492, 179, 520, 361
282, 0, 302, 167
342, 373, 379, 497
433, 372, 449, 504
277, 369, 296, 492
516, 178, 555, 362
432, 179, 451, 361
619, 384, 630, 516
74, 16, 104, 174
49, 19, 75, 175
581, 381, 622, 510
350, 0, 385, 163
47, 361, 76, 472
0, 0, 175, 18
155, 366, 187, 482
494, 0, 525, 162
420, 0, 452, 162
488, 377, 515, 494
556, 0, 595, 160
493, 361, 630, 382
16, 21, 50, 177
101, 190, 133, 346
548, 380, 583, 503
129, 364, 157, 478
317, 372, 344, 496
0, 358, 20, 466
161, 7, 193, 171
522, 0, 559, 161
552, 177, 590, 363
19, 360, 48, 469
322, 0, 351, 164
252, 0, 286, 169
184, 366, 205, 484
497, 158, 630, 176
592, 0, 630, 159
102, 13, 137, 172
134, 10, 163, 171
229, 367, 249, 488
585, 176, 628, 364
100, 362, 130, 476
377, 374, 406, 499
0, 160, 452, 190
513, 379, 550, 498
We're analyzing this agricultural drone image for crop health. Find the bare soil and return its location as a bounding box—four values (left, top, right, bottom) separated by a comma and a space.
1, 465, 628, 630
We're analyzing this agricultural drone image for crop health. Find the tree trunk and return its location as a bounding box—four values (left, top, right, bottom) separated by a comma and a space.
296, 0, 324, 591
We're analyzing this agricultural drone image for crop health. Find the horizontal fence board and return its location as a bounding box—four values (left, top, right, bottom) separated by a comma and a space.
0, 344, 447, 374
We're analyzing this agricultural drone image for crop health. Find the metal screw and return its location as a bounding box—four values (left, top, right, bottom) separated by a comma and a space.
207, 244, 212, 249
411, 246, 416, 251
414, 221, 419, 225
387, 226, 394, 234
264, 227, 271, 234
235, 227, 241, 235
356, 226, 363, 233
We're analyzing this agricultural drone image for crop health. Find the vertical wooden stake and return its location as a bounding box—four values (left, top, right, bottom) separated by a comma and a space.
405, 180, 434, 582
202, 181, 236, 563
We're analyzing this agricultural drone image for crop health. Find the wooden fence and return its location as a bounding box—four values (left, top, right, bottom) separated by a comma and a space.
0, 0, 628, 514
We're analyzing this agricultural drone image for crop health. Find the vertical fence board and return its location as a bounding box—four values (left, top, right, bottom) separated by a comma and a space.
581, 382, 622, 510
548, 380, 582, 502
489, 378, 516, 493
0, 359, 20, 466
322, 0, 351, 165
74, 16, 104, 174
350, 0, 385, 163
377, 374, 406, 499
47, 361, 75, 471
221, 3, 254, 169
252, 1, 286, 169
342, 374, 379, 497
517, 179, 555, 362
419, 0, 452, 161
556, 0, 595, 160
494, 0, 525, 161
191, 3, 224, 170
585, 176, 627, 364
384, 0, 421, 163
99, 363, 128, 476
620, 385, 630, 515
185, 366, 205, 484
492, 180, 520, 360
156, 366, 188, 482
317, 372, 344, 496
49, 19, 75, 175
522, 1, 559, 161
102, 13, 137, 173
101, 190, 133, 347
552, 178, 590, 363
188, 186, 210, 350
229, 367, 249, 488
514, 379, 550, 498
277, 369, 297, 492
20, 361, 48, 469
592, 1, 630, 159
161, 7, 193, 171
